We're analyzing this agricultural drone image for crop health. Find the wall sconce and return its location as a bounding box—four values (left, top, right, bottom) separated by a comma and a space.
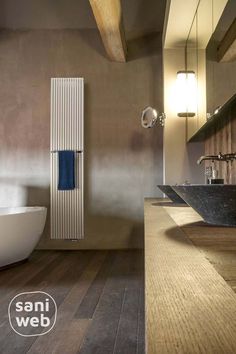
176, 71, 197, 117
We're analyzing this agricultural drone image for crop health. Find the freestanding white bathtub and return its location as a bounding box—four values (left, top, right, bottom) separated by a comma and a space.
0, 207, 47, 268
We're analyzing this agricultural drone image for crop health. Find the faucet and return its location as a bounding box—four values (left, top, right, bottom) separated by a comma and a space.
197, 152, 236, 165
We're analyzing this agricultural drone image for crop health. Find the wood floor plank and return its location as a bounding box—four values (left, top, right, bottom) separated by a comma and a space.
75, 251, 114, 319
53, 319, 91, 354
113, 287, 139, 354
78, 252, 129, 354
27, 252, 107, 354
24, 252, 74, 288
137, 287, 145, 354
0, 250, 45, 283
0, 252, 93, 353
0, 251, 61, 335
0, 250, 145, 354
0, 251, 59, 300
113, 250, 144, 354
78, 286, 125, 354
0, 252, 68, 334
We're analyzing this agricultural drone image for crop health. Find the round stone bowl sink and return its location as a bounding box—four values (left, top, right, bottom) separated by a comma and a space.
172, 185, 236, 226
157, 185, 186, 204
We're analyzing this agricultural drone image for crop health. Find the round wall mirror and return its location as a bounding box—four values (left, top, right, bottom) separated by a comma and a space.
141, 106, 165, 128
141, 106, 158, 128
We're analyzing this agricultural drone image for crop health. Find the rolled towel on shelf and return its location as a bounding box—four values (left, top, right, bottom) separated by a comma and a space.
58, 150, 75, 190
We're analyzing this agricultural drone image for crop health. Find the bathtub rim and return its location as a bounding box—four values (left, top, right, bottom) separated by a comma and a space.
0, 206, 47, 216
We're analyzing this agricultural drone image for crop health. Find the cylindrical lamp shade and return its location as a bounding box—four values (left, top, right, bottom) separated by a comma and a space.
176, 71, 197, 117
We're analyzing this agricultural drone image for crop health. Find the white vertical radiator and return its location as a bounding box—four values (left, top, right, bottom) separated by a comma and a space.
50, 78, 84, 239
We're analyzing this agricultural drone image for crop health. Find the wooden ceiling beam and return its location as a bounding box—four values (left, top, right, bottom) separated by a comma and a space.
89, 0, 127, 62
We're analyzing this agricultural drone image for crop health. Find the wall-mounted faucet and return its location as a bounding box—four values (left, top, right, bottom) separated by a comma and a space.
197, 152, 236, 184
197, 152, 236, 165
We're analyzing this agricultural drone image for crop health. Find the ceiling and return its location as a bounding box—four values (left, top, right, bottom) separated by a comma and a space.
0, 0, 166, 33
163, 0, 200, 48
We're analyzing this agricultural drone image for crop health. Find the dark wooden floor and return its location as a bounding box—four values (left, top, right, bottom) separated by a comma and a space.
0, 250, 144, 354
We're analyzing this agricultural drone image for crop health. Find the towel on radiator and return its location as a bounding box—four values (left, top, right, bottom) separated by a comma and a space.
58, 150, 75, 190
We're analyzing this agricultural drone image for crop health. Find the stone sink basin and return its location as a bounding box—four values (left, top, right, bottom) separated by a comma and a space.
157, 185, 186, 204
172, 184, 236, 226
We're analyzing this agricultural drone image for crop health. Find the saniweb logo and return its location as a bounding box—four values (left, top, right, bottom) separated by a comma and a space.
8, 291, 57, 337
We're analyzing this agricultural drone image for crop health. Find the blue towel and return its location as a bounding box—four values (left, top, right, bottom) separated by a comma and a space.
58, 150, 75, 190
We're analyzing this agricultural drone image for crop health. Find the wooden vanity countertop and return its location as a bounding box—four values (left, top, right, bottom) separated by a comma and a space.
144, 198, 236, 354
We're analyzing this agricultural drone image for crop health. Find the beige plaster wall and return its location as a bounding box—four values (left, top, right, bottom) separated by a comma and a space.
0, 29, 163, 249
